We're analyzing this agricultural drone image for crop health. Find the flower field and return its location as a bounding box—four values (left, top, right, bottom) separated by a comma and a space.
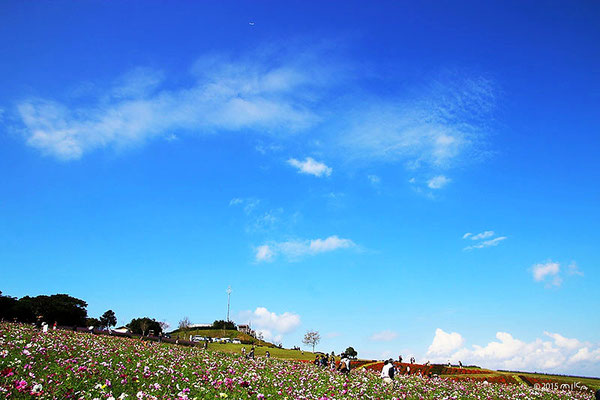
0, 322, 594, 399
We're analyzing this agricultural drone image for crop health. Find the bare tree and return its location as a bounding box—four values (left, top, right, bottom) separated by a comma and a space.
178, 317, 191, 330
159, 321, 170, 333
302, 330, 321, 352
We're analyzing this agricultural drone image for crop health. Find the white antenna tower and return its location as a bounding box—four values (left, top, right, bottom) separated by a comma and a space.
226, 286, 232, 322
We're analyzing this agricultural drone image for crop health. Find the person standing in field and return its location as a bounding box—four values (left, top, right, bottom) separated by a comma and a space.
338, 354, 351, 374
380, 359, 395, 384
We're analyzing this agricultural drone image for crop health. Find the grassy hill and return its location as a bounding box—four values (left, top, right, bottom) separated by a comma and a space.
169, 328, 275, 347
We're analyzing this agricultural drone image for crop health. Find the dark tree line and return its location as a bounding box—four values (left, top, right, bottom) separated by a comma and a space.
0, 291, 87, 326
212, 320, 236, 330
2, 291, 166, 336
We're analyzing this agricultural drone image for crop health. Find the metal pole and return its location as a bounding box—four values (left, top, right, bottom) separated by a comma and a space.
226, 286, 232, 322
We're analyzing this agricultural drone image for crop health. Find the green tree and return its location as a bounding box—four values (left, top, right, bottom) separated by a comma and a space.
127, 317, 162, 336
86, 317, 101, 328
0, 292, 17, 321
345, 346, 358, 359
99, 310, 117, 329
0, 292, 88, 326
212, 320, 236, 330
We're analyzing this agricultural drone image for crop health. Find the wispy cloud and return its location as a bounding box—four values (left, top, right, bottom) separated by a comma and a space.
255, 235, 355, 262
367, 174, 381, 185
462, 230, 506, 250
287, 157, 332, 177
17, 51, 331, 160
469, 230, 494, 240
15, 44, 497, 182
335, 75, 496, 170
370, 330, 398, 342
567, 261, 584, 277
427, 175, 451, 189
255, 245, 275, 262
229, 197, 261, 215
463, 236, 506, 250
531, 260, 583, 288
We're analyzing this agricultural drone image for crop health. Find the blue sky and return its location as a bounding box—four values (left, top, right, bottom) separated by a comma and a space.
1, 1, 599, 376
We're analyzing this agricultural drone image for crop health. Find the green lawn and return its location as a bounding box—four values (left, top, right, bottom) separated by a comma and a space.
205, 342, 328, 361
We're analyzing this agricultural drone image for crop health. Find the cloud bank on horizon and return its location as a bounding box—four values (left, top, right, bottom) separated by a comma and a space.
426, 328, 600, 375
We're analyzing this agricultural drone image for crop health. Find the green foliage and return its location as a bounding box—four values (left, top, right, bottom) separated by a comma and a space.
86, 317, 101, 328
345, 346, 358, 359
127, 317, 162, 336
100, 310, 117, 328
0, 292, 87, 326
0, 292, 18, 320
212, 319, 236, 329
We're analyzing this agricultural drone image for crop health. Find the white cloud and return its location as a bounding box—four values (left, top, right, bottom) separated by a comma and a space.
568, 261, 584, 277
427, 175, 450, 189
463, 236, 506, 250
569, 347, 600, 364
531, 260, 583, 288
16, 46, 497, 179
287, 157, 332, 177
228, 197, 260, 214
532, 261, 560, 282
337, 76, 495, 170
469, 230, 494, 240
238, 307, 301, 336
462, 232, 472, 239
255, 235, 355, 262
370, 330, 398, 342
255, 245, 274, 262
17, 52, 327, 160
367, 174, 381, 185
427, 328, 465, 356
544, 332, 582, 350
428, 329, 600, 375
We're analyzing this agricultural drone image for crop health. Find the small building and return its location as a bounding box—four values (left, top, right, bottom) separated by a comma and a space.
113, 327, 130, 334
189, 323, 212, 329
238, 324, 252, 334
